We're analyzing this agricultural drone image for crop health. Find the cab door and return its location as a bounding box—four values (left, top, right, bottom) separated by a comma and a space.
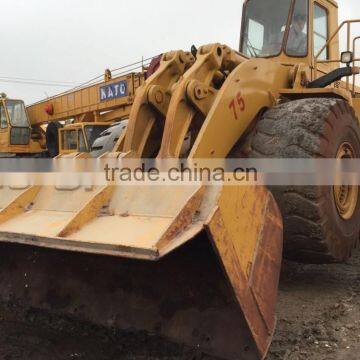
311, 0, 339, 79
59, 128, 79, 155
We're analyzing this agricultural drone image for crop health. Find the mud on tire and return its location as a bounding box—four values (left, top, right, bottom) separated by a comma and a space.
249, 98, 360, 263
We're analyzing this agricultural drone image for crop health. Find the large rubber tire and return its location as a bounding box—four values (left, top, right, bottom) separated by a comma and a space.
249, 98, 360, 264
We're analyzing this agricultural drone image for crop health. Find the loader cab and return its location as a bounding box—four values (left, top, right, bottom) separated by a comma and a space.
59, 122, 110, 155
240, 0, 339, 74
0, 96, 33, 153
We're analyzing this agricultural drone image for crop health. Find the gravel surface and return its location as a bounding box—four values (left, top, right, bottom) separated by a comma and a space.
0, 250, 358, 360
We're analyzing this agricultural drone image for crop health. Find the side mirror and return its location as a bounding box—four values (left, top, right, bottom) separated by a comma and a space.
341, 51, 353, 66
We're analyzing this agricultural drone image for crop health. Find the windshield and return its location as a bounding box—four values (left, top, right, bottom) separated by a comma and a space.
286, 0, 308, 56
241, 0, 293, 57
6, 100, 29, 127
85, 125, 110, 149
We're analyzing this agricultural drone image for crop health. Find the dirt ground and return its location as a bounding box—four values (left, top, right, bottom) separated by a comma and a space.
0, 250, 358, 360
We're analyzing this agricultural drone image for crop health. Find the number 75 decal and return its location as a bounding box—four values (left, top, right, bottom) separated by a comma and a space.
229, 92, 245, 120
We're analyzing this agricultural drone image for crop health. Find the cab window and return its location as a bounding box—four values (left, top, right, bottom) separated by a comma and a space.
285, 0, 308, 57
246, 19, 265, 56
6, 100, 29, 127
62, 130, 78, 151
0, 104, 7, 129
85, 125, 109, 149
314, 3, 329, 60
78, 131, 87, 152
241, 0, 292, 57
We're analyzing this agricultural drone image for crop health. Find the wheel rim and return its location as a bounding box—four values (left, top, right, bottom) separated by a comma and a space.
333, 142, 358, 220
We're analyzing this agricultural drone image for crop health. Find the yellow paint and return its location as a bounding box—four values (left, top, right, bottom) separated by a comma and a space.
0, 186, 41, 225
1, 2, 360, 358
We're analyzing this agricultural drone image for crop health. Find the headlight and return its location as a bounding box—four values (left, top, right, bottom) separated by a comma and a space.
341, 51, 353, 65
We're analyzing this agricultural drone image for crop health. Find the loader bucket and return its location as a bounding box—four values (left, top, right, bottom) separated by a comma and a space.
0, 183, 282, 360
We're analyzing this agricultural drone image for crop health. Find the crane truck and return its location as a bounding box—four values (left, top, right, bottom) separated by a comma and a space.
0, 69, 146, 157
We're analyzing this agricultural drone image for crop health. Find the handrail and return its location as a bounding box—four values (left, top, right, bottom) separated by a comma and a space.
317, 58, 360, 64
352, 36, 360, 94
315, 20, 360, 60
314, 19, 360, 95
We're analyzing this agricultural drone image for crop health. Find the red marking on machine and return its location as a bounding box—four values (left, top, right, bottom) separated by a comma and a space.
229, 92, 245, 120
44, 103, 54, 116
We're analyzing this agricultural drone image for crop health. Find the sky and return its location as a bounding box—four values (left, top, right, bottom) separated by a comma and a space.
0, 0, 359, 104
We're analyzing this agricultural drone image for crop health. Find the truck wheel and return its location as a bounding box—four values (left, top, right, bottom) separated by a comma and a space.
46, 122, 63, 158
249, 98, 360, 263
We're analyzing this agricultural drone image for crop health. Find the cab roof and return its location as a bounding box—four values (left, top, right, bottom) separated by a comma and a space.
325, 0, 338, 7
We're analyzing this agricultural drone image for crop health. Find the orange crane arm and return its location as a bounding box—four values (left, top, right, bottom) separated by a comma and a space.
26, 72, 145, 126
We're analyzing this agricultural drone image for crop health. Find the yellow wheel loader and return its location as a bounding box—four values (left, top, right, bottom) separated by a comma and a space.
0, 0, 360, 359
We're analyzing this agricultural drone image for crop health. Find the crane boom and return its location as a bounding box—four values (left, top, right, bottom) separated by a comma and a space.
27, 72, 145, 125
